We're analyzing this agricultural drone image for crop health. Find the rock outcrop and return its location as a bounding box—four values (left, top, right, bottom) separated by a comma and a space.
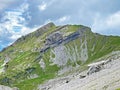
45, 32, 63, 46
0, 85, 18, 90
87, 59, 112, 75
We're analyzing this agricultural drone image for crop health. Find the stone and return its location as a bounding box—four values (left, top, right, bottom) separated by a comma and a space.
79, 75, 86, 79
13, 87, 19, 90
65, 80, 69, 83
87, 65, 102, 75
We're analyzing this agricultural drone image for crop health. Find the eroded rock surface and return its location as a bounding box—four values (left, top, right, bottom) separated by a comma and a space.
0, 85, 18, 90
38, 52, 120, 90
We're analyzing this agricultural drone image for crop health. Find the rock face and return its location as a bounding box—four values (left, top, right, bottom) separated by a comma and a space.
39, 59, 46, 69
40, 27, 89, 68
87, 59, 112, 75
87, 65, 102, 75
0, 85, 18, 90
0, 85, 12, 90
45, 32, 63, 46
0, 55, 11, 73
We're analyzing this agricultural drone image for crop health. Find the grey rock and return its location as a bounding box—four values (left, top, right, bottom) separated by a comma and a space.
45, 32, 63, 45
0, 85, 19, 90
13, 87, 19, 90
65, 80, 69, 83
79, 75, 86, 79
35, 22, 55, 37
87, 65, 102, 75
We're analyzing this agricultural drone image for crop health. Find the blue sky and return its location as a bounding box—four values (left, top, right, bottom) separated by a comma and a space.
0, 0, 120, 50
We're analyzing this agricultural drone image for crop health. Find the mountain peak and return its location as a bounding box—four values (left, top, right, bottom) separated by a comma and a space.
39, 22, 55, 30
45, 22, 55, 27
0, 23, 120, 90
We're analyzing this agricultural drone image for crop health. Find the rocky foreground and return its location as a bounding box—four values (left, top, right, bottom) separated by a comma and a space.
38, 51, 120, 90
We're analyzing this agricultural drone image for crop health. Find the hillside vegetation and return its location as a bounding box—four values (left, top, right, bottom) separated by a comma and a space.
0, 22, 120, 90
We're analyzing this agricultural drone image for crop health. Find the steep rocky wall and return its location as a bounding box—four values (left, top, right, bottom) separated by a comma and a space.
42, 34, 88, 68
38, 27, 90, 76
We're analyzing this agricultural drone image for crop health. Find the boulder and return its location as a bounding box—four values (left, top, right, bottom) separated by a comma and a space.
79, 75, 86, 79
87, 65, 102, 75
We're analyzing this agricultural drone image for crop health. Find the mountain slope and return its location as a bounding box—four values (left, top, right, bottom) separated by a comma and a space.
39, 51, 120, 90
0, 22, 120, 90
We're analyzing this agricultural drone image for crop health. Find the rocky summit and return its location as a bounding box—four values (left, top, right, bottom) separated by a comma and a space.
0, 22, 120, 90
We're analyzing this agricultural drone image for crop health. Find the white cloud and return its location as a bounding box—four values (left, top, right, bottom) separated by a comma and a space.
92, 11, 120, 34
20, 26, 38, 35
59, 16, 69, 22
42, 16, 71, 25
0, 2, 38, 49
106, 11, 120, 27
10, 35, 21, 40
10, 26, 37, 40
38, 0, 57, 11
38, 2, 47, 11
55, 16, 71, 24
